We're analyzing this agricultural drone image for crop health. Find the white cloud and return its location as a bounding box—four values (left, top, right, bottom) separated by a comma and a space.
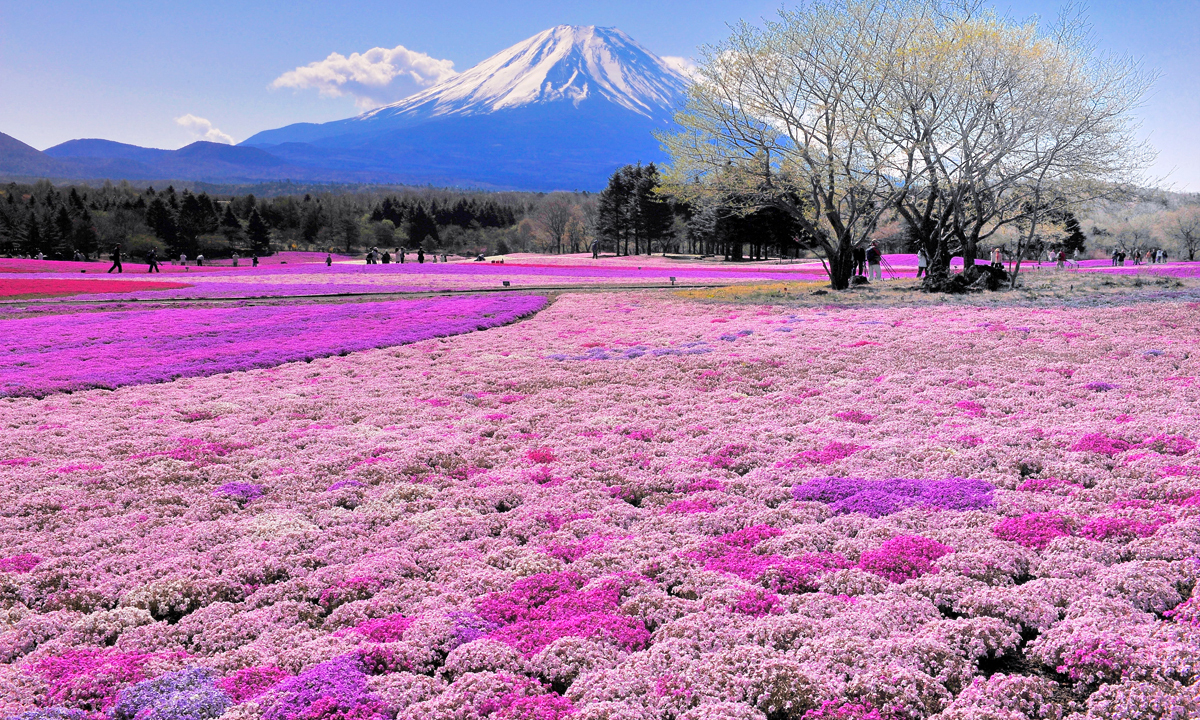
661, 55, 699, 80
175, 114, 234, 144
271, 45, 458, 110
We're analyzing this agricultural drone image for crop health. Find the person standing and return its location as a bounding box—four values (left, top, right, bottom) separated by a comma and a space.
854, 245, 867, 276
991, 247, 1003, 270
417, 249, 425, 264
232, 252, 239, 267
866, 242, 882, 281
325, 253, 332, 267
916, 247, 929, 278
196, 254, 205, 267
107, 244, 123, 274
146, 247, 160, 273
382, 251, 391, 264
399, 248, 406, 264
1056, 250, 1066, 270
591, 239, 600, 259
252, 255, 259, 267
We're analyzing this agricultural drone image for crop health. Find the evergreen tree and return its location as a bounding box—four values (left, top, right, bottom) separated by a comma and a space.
1061, 211, 1087, 256
247, 209, 271, 255
597, 165, 673, 255
73, 208, 99, 259
176, 192, 206, 257
597, 169, 632, 255
145, 196, 179, 253
220, 205, 245, 248
23, 215, 41, 256
403, 205, 438, 247
53, 206, 74, 257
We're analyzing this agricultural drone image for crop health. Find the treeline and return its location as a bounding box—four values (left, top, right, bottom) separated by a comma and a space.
0, 181, 552, 260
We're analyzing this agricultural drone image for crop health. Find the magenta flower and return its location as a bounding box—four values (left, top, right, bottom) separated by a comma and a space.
858, 535, 953, 583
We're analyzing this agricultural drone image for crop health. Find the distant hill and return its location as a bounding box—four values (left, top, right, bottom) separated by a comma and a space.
0, 26, 689, 191
0, 132, 69, 178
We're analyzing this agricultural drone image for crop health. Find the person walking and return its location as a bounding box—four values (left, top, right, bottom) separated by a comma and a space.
146, 247, 160, 273
591, 239, 600, 259
1056, 250, 1066, 270
417, 248, 425, 264
252, 255, 259, 267
916, 247, 929, 278
107, 244, 123, 273
866, 242, 882, 281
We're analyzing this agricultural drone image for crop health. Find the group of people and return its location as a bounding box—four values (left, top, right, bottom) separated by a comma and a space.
853, 242, 885, 280
359, 247, 450, 265
103, 245, 259, 273
1111, 248, 1166, 266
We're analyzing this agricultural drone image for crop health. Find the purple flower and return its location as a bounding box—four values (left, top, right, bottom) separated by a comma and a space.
112, 668, 230, 720
213, 482, 265, 504
793, 477, 994, 517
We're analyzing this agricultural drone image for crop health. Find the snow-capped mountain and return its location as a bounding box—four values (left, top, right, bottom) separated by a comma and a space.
244, 25, 689, 149
362, 25, 688, 122
6, 27, 692, 190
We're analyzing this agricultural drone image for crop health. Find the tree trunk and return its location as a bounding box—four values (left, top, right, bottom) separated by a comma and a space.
824, 240, 855, 290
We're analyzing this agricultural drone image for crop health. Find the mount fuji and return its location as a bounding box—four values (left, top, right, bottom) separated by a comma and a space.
240, 25, 691, 189
1, 26, 691, 190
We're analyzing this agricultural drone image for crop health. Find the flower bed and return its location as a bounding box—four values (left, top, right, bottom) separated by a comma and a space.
0, 278, 193, 299
0, 295, 547, 397
0, 293, 1198, 719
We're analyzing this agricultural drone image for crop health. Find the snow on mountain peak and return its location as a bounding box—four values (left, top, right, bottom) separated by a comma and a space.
360, 25, 691, 122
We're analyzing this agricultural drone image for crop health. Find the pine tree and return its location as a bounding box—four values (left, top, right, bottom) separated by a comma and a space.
247, 209, 271, 255
220, 205, 245, 248
176, 192, 206, 257
23, 215, 41, 257
597, 169, 632, 255
73, 208, 99, 259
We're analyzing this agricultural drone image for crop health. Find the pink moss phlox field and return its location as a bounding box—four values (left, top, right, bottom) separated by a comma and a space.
0, 295, 547, 398
2, 293, 1200, 719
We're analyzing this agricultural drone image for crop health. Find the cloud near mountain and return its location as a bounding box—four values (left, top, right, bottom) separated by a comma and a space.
175, 114, 234, 144
272, 44, 459, 109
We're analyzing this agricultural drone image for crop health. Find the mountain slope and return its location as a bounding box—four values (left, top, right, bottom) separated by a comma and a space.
0, 132, 69, 177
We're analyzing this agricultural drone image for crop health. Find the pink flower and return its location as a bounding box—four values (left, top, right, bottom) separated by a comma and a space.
992, 512, 1074, 549
858, 535, 953, 583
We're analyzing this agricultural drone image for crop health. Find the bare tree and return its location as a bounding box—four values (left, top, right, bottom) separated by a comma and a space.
660, 0, 923, 289
536, 194, 575, 255
662, 0, 1154, 290
1164, 206, 1200, 260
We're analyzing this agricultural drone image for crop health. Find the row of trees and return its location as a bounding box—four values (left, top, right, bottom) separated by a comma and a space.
660, 0, 1155, 288
0, 182, 602, 260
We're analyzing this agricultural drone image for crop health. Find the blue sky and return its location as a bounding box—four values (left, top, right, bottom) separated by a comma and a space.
1, 0, 1197, 189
